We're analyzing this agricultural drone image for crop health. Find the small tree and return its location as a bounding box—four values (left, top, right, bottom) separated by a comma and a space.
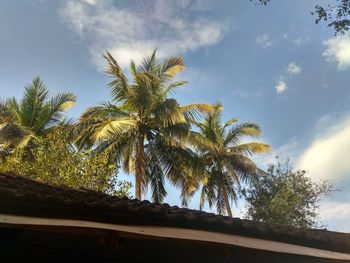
242, 158, 333, 228
0, 129, 131, 197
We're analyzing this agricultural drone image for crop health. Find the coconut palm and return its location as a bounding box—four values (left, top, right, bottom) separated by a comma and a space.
189, 104, 270, 216
76, 51, 213, 201
0, 77, 76, 155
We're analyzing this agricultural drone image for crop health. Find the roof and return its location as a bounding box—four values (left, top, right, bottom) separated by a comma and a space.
0, 172, 349, 256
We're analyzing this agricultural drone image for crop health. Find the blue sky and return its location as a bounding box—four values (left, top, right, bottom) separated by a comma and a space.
1, 0, 350, 231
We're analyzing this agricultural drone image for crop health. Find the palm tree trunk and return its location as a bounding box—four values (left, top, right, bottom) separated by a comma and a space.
222, 184, 233, 217
135, 133, 145, 200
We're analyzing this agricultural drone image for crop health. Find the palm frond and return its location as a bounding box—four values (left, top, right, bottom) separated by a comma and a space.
223, 117, 239, 128
0, 98, 15, 123
127, 73, 157, 112
226, 154, 259, 182
181, 103, 215, 122
145, 148, 167, 203
95, 132, 135, 165
80, 103, 127, 120
51, 92, 76, 112
153, 99, 187, 127
160, 123, 190, 144
199, 184, 207, 211
227, 142, 270, 156
20, 77, 49, 127
8, 98, 21, 123
137, 49, 157, 73
15, 132, 38, 149
187, 131, 218, 152
34, 92, 76, 133
157, 56, 185, 82
104, 51, 131, 101
223, 174, 239, 204
161, 81, 187, 96
121, 141, 135, 175
224, 122, 262, 146
93, 118, 137, 141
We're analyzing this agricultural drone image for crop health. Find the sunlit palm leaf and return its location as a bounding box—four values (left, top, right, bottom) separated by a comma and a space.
20, 77, 49, 127
15, 133, 38, 149
224, 122, 262, 145
181, 103, 215, 122
153, 99, 187, 127
137, 50, 157, 73
157, 56, 185, 82
187, 131, 218, 152
104, 51, 131, 101
226, 154, 259, 182
161, 81, 187, 96
223, 117, 239, 128
93, 118, 137, 141
227, 142, 270, 156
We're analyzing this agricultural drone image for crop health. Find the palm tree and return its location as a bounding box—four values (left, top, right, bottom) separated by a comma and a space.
0, 77, 76, 155
76, 51, 213, 201
189, 104, 270, 216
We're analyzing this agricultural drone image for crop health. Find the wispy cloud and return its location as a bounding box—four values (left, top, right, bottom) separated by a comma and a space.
287, 62, 301, 75
275, 80, 287, 94
256, 34, 273, 48
323, 35, 350, 71
60, 0, 225, 69
282, 33, 309, 46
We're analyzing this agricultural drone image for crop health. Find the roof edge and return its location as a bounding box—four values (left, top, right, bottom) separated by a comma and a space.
1, 213, 350, 261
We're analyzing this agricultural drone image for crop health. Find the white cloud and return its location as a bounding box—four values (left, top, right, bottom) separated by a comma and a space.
287, 62, 301, 75
259, 113, 350, 183
60, 0, 225, 69
296, 114, 350, 182
323, 35, 350, 71
319, 201, 350, 231
84, 0, 96, 5
256, 34, 273, 48
273, 63, 300, 95
275, 80, 287, 94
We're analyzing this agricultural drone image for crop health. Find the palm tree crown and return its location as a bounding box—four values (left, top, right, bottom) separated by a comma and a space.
190, 104, 270, 216
77, 51, 213, 201
0, 77, 76, 154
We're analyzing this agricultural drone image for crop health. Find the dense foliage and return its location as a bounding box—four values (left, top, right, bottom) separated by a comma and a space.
242, 158, 333, 228
0, 129, 131, 197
